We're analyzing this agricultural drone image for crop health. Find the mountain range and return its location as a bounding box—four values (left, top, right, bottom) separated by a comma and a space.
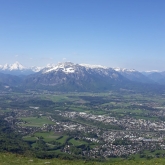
0, 61, 42, 75
0, 61, 165, 92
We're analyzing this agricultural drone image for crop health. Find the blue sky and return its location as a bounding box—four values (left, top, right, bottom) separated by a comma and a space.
0, 0, 164, 71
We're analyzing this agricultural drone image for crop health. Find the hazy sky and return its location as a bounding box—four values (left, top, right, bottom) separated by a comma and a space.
0, 0, 164, 71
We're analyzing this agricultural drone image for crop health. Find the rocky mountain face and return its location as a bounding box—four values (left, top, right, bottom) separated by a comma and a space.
24, 62, 130, 91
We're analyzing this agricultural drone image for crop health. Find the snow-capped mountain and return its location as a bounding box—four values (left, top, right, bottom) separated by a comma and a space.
24, 62, 129, 91
39, 62, 124, 80
1, 61, 25, 71
10, 61, 25, 70
42, 62, 76, 74
0, 62, 42, 75
80, 64, 108, 69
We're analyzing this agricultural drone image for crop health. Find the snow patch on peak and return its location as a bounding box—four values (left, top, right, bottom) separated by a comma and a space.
63, 67, 75, 73
43, 62, 76, 74
114, 67, 136, 72
80, 64, 107, 69
113, 68, 121, 72
144, 70, 160, 73
0, 62, 42, 75
3, 64, 10, 70
46, 63, 56, 68
1, 62, 25, 71
44, 66, 59, 73
10, 61, 25, 70
30, 66, 43, 72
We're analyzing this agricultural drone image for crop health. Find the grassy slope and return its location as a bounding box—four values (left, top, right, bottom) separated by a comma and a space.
1, 153, 165, 165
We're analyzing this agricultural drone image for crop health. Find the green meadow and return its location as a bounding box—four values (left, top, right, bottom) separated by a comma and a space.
20, 116, 55, 127
1, 153, 165, 165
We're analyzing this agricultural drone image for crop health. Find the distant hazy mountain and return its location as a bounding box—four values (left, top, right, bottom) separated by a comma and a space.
0, 72, 22, 86
143, 71, 165, 85
0, 62, 42, 75
114, 68, 153, 83
141, 70, 160, 76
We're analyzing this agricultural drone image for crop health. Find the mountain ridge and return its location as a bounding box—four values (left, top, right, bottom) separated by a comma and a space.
0, 61, 164, 75
0, 61, 165, 92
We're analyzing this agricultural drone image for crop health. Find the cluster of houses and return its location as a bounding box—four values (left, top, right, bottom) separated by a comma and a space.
60, 111, 165, 131
3, 108, 165, 158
